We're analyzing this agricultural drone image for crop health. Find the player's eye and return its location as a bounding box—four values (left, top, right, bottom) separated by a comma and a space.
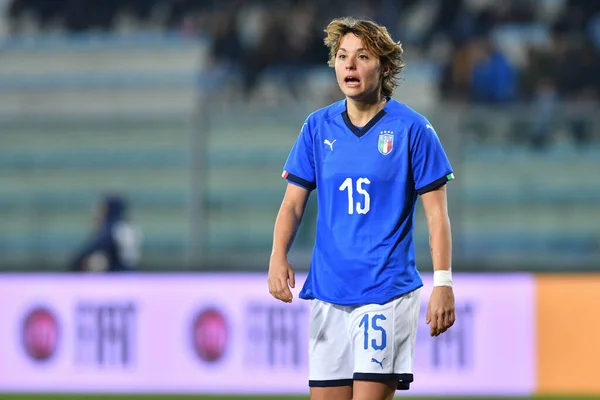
359, 54, 368, 59
337, 54, 346, 59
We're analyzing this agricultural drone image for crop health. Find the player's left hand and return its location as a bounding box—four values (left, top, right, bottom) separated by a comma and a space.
426, 286, 455, 337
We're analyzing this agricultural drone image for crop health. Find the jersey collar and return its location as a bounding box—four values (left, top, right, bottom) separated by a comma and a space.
341, 97, 390, 138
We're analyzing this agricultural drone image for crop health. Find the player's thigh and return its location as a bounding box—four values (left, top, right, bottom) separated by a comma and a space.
350, 288, 421, 394
352, 379, 396, 400
308, 299, 354, 387
310, 386, 352, 400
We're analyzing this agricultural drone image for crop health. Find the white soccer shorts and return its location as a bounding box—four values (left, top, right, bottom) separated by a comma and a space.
308, 288, 421, 390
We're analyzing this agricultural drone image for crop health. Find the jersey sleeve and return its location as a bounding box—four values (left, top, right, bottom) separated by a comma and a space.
410, 119, 454, 195
282, 119, 316, 191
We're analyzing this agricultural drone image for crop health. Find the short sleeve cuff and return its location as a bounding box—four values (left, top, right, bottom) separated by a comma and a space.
282, 170, 316, 191
416, 173, 454, 195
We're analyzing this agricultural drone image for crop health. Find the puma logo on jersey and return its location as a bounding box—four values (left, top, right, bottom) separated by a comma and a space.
371, 357, 385, 369
324, 139, 336, 151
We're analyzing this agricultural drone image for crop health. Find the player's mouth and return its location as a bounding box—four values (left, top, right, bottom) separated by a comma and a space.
344, 75, 361, 88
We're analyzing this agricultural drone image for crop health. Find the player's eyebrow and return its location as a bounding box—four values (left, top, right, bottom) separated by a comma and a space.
338, 48, 367, 52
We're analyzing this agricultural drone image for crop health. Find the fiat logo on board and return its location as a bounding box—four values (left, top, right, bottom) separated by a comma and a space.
21, 306, 60, 362
191, 307, 229, 363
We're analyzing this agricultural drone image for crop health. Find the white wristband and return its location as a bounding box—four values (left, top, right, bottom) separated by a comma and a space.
433, 270, 453, 287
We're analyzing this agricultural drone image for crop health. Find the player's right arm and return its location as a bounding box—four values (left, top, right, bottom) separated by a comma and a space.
268, 183, 310, 303
269, 116, 316, 303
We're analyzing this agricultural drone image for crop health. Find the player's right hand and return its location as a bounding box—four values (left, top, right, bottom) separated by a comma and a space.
268, 256, 296, 303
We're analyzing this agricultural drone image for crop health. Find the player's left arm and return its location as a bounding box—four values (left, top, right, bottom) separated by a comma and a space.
421, 184, 456, 337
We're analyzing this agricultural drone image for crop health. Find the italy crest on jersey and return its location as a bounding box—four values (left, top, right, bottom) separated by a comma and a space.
378, 130, 394, 155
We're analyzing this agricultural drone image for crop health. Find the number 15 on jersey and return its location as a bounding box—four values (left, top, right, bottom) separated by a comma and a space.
339, 177, 371, 215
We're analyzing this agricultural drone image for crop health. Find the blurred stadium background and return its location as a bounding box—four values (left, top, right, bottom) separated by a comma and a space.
0, 0, 599, 399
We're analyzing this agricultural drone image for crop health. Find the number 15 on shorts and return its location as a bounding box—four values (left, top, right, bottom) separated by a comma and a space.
359, 313, 387, 350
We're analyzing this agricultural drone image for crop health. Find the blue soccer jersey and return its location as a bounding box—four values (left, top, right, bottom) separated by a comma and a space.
282, 98, 454, 306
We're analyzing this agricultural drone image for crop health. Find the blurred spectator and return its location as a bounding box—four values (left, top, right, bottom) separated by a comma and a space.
439, 39, 473, 102
69, 194, 143, 273
200, 7, 244, 95
468, 35, 517, 103
439, 35, 517, 104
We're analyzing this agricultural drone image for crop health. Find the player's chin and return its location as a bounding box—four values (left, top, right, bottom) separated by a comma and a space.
339, 83, 363, 96
341, 87, 368, 100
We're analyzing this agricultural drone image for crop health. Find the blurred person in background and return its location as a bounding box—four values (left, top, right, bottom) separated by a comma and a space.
468, 34, 517, 104
269, 17, 455, 400
69, 194, 142, 273
439, 38, 473, 102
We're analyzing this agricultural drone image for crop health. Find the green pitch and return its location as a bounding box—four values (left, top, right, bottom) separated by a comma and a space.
1, 396, 599, 400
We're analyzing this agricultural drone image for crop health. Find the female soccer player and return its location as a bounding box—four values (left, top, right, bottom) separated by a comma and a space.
268, 17, 456, 400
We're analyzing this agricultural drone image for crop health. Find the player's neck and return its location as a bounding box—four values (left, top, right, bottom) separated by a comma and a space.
345, 95, 387, 128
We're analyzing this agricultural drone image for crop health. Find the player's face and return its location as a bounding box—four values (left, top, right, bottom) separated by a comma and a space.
334, 33, 383, 101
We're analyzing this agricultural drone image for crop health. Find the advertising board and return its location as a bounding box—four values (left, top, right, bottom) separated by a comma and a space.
0, 273, 535, 396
